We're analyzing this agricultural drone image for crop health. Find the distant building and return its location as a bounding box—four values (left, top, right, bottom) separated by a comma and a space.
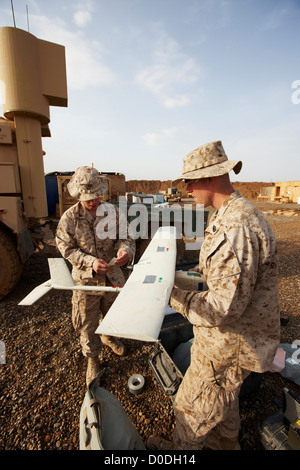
258, 181, 300, 203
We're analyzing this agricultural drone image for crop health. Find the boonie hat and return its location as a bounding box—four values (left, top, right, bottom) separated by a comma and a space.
172, 140, 242, 185
67, 166, 108, 201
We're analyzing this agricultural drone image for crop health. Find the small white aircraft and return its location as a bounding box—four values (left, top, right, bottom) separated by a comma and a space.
19, 226, 178, 342
95, 226, 177, 341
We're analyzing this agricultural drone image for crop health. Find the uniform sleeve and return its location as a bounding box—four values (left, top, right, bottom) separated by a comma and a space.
170, 225, 260, 327
56, 213, 96, 269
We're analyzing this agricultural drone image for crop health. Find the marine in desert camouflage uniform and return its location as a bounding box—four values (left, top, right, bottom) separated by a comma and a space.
148, 141, 280, 450
56, 167, 135, 385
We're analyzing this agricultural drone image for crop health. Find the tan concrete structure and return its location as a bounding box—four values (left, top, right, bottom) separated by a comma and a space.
258, 181, 300, 203
0, 26, 67, 298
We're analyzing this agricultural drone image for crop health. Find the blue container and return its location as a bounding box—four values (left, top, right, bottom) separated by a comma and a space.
45, 175, 59, 216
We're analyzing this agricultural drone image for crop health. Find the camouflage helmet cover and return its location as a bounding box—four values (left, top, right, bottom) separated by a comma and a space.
172, 140, 242, 185
67, 166, 108, 201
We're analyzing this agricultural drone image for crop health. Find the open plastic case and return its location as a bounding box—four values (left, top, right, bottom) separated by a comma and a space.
258, 387, 300, 450
149, 312, 193, 400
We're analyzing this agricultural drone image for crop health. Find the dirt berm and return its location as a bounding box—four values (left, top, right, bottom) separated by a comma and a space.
126, 180, 274, 200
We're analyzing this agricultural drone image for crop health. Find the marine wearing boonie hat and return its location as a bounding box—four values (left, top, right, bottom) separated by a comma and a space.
172, 140, 242, 185
67, 166, 108, 201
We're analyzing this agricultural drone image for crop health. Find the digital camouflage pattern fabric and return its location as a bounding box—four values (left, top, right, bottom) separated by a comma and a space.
171, 190, 280, 372
170, 190, 280, 448
172, 140, 242, 184
67, 166, 109, 201
56, 201, 135, 357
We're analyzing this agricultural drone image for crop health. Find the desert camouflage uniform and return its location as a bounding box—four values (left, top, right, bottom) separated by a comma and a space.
170, 190, 280, 449
56, 201, 135, 357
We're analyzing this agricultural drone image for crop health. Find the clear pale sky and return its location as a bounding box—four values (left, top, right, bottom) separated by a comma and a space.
0, 0, 299, 182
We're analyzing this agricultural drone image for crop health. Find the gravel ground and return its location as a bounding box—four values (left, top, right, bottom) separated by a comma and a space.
0, 201, 299, 451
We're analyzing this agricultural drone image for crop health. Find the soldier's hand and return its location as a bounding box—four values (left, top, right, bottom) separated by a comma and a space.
92, 258, 111, 274
114, 251, 130, 267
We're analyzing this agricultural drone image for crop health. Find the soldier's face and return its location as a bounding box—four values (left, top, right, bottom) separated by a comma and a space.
186, 178, 213, 207
82, 197, 102, 212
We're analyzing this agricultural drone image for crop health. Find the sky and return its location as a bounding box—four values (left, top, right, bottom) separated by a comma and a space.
0, 0, 299, 182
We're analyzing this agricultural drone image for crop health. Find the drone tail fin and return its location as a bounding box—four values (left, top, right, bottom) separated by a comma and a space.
48, 258, 75, 288
18, 258, 74, 305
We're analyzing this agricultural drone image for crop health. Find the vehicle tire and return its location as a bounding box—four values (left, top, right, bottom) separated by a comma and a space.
0, 228, 23, 300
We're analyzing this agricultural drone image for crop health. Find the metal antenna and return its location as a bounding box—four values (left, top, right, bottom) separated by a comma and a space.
10, 0, 16, 27
26, 4, 30, 32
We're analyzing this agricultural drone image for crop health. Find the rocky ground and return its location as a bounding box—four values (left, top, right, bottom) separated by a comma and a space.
0, 199, 299, 451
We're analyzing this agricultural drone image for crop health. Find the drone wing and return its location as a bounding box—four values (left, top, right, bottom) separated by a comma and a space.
96, 226, 177, 342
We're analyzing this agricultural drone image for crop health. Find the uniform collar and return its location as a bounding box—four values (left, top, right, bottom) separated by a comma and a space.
206, 190, 242, 234
216, 190, 242, 218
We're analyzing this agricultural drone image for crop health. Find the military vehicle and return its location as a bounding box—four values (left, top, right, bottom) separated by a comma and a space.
0, 26, 67, 299
164, 187, 181, 202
